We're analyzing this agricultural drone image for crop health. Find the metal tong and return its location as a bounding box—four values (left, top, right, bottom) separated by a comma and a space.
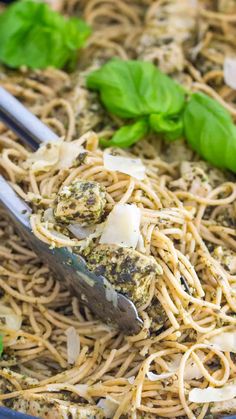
0, 86, 142, 334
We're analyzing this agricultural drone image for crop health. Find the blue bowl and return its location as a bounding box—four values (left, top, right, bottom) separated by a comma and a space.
0, 406, 236, 419
0, 407, 38, 419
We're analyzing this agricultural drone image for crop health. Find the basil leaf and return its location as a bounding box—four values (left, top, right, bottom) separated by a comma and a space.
0, 335, 3, 358
100, 119, 149, 148
88, 59, 236, 174
0, 0, 91, 69
149, 113, 184, 141
184, 92, 236, 172
87, 59, 185, 119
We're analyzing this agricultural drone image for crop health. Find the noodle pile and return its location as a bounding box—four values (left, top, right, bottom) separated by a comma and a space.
0, 1, 236, 418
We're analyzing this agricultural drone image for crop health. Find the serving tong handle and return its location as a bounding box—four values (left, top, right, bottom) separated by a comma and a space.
0, 86, 142, 334
0, 86, 58, 148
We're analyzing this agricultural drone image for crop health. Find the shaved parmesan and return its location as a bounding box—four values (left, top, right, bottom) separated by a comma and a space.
136, 233, 146, 253
99, 204, 141, 249
224, 57, 236, 90
74, 384, 89, 398
45, 385, 60, 392
68, 224, 104, 249
189, 382, 236, 403
0, 303, 22, 345
25, 140, 85, 173
43, 208, 55, 223
147, 371, 175, 381
65, 327, 80, 364
103, 152, 146, 180
97, 397, 119, 418
167, 354, 182, 372
46, 383, 88, 398
127, 376, 135, 384
167, 351, 205, 380
56, 142, 84, 170
68, 224, 96, 239
208, 332, 236, 353
184, 362, 203, 381
4, 314, 22, 331
0, 303, 22, 331
26, 141, 59, 172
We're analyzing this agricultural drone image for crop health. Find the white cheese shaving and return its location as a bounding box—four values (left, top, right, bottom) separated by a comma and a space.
208, 332, 236, 353
46, 383, 88, 399
127, 376, 135, 384
45, 385, 60, 392
97, 396, 119, 418
0, 303, 22, 345
68, 224, 97, 239
184, 362, 204, 381
224, 57, 236, 90
99, 204, 141, 249
146, 371, 175, 381
74, 384, 89, 398
65, 327, 80, 365
43, 208, 55, 223
26, 141, 59, 172
189, 382, 236, 403
69, 224, 104, 250
56, 142, 85, 170
167, 354, 182, 372
0, 303, 22, 331
25, 140, 85, 173
167, 351, 205, 380
136, 232, 146, 253
103, 151, 146, 180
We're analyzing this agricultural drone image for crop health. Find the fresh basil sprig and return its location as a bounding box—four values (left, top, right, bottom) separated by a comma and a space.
184, 92, 236, 172
87, 59, 236, 173
87, 59, 185, 119
0, 0, 91, 70
100, 119, 149, 148
149, 113, 184, 141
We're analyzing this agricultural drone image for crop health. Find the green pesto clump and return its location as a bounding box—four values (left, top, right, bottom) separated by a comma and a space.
54, 180, 106, 226
12, 396, 104, 418
146, 296, 168, 333
84, 244, 163, 307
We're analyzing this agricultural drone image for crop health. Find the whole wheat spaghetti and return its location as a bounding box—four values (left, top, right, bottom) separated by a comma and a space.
0, 1, 236, 418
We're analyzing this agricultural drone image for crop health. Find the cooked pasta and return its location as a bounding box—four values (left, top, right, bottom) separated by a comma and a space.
0, 1, 236, 418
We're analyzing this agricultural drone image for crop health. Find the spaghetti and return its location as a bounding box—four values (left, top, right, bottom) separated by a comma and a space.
0, 1, 236, 418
